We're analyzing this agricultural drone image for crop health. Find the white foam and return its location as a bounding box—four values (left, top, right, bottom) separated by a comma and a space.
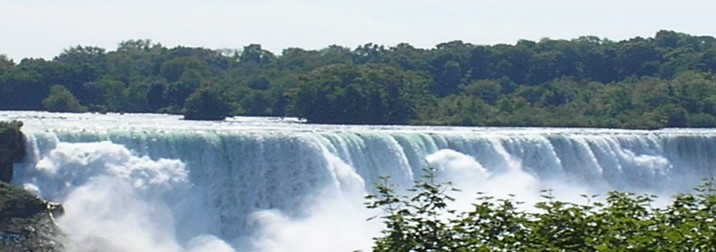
4, 111, 716, 251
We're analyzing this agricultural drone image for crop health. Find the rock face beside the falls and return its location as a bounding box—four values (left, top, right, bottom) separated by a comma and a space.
0, 181, 65, 251
0, 121, 25, 183
0, 121, 64, 251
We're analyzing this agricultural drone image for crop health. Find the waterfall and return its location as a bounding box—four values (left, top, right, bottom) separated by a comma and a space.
3, 111, 716, 251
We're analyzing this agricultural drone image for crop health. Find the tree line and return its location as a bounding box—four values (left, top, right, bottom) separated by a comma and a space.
2, 30, 716, 127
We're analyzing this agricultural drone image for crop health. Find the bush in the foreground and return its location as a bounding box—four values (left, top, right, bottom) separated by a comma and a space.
365, 169, 716, 251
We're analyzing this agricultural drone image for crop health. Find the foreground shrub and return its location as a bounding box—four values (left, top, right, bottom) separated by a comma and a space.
365, 169, 716, 251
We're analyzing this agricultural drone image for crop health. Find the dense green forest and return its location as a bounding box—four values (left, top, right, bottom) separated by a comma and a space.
2, 30, 716, 127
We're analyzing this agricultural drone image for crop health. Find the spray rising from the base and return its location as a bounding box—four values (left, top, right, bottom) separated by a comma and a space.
7, 112, 714, 251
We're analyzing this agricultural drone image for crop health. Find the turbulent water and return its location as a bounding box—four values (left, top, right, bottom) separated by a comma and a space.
2, 111, 716, 251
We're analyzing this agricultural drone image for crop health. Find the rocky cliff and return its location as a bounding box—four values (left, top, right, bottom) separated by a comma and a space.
0, 121, 64, 251
0, 121, 25, 183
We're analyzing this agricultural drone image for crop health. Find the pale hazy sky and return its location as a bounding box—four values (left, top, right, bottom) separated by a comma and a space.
1, 0, 715, 60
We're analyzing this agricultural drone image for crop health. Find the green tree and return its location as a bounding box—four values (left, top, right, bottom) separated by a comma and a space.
106, 39, 165, 79
460, 79, 510, 105
84, 78, 128, 112
366, 171, 716, 251
42, 85, 87, 112
428, 95, 496, 126
0, 58, 61, 110
467, 46, 495, 80
160, 56, 211, 82
353, 43, 386, 64
382, 43, 431, 72
3, 31, 716, 128
290, 64, 425, 124
493, 42, 533, 84
0, 55, 14, 77
182, 85, 232, 120
239, 44, 276, 65
616, 38, 662, 79
430, 41, 472, 96
366, 169, 459, 252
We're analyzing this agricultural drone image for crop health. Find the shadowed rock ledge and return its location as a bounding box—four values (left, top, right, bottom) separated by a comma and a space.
0, 121, 65, 251
0, 121, 25, 183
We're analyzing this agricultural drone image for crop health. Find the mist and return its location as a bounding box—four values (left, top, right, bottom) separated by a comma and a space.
9, 112, 711, 251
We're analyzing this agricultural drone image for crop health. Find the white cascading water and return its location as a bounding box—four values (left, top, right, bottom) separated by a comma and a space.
3, 111, 716, 251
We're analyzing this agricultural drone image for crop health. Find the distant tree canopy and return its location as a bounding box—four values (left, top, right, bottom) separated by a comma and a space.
2, 31, 716, 127
182, 85, 232, 120
290, 64, 425, 124
42, 85, 87, 113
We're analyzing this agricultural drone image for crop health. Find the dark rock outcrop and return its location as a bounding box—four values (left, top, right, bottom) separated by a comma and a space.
1, 182, 65, 251
0, 121, 26, 183
0, 121, 64, 251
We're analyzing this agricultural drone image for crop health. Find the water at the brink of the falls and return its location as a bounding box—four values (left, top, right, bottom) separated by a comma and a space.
3, 111, 716, 252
